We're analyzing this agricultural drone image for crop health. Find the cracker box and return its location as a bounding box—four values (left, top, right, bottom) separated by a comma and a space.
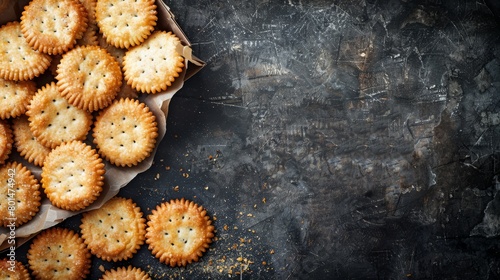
0, 0, 205, 251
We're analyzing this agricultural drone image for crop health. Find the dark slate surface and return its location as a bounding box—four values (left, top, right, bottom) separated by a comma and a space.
3, 0, 500, 279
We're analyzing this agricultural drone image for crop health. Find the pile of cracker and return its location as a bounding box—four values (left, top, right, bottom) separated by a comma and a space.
0, 0, 186, 218
0, 0, 219, 278
1, 196, 215, 279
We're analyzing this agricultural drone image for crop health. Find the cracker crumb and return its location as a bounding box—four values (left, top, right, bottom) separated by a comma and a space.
99, 265, 105, 272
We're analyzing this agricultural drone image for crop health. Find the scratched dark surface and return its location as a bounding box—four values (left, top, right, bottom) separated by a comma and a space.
4, 0, 500, 279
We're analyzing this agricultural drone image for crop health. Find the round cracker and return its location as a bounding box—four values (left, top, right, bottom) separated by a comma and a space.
0, 161, 41, 227
92, 98, 158, 167
123, 31, 184, 94
0, 120, 13, 165
96, 0, 157, 49
56, 45, 122, 112
0, 259, 31, 280
26, 82, 93, 149
27, 227, 91, 279
80, 197, 146, 262
0, 21, 52, 81
12, 115, 52, 167
100, 265, 151, 280
145, 198, 215, 267
41, 140, 105, 211
20, 0, 88, 55
0, 78, 36, 119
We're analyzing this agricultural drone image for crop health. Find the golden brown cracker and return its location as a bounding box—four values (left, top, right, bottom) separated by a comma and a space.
80, 197, 146, 262
0, 120, 13, 165
0, 259, 31, 280
96, 0, 157, 49
12, 115, 52, 167
27, 227, 91, 280
41, 140, 105, 211
20, 0, 88, 55
123, 31, 184, 94
0, 21, 52, 81
56, 45, 122, 112
92, 98, 158, 167
26, 82, 93, 149
0, 161, 41, 227
0, 78, 36, 119
145, 198, 215, 267
100, 265, 151, 280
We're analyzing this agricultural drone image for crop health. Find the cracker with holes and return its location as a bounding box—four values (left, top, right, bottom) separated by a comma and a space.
0, 258, 31, 280
20, 0, 88, 55
96, 0, 157, 49
56, 45, 122, 112
0, 120, 13, 165
123, 31, 184, 94
145, 198, 215, 267
80, 197, 146, 262
0, 78, 36, 119
0, 161, 41, 227
0, 21, 52, 81
93, 98, 158, 167
41, 140, 105, 211
27, 227, 91, 279
12, 115, 52, 167
26, 82, 92, 149
100, 265, 152, 280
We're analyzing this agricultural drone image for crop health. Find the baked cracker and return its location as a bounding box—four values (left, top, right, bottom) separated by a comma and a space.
123, 31, 184, 94
12, 115, 52, 167
27, 227, 91, 279
145, 198, 215, 267
0, 161, 41, 227
20, 0, 88, 55
100, 265, 151, 280
0, 21, 51, 81
92, 98, 158, 167
0, 78, 36, 119
0, 120, 13, 165
41, 140, 105, 211
26, 82, 93, 149
0, 259, 31, 280
80, 197, 146, 262
95, 0, 157, 49
56, 45, 122, 112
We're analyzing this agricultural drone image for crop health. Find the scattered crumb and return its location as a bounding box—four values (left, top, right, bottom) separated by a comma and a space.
98, 265, 105, 272
173, 186, 179, 192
